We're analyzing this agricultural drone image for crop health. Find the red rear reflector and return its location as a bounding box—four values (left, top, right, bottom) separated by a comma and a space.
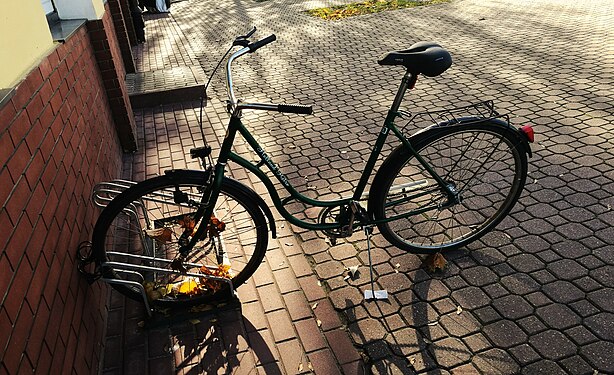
520, 125, 534, 143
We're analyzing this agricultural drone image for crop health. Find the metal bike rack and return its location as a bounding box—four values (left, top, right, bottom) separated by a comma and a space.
89, 180, 238, 319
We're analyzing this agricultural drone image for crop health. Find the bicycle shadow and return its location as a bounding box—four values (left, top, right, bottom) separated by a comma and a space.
170, 308, 282, 374
345, 244, 533, 373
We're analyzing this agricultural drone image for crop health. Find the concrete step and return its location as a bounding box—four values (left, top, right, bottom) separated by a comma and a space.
126, 66, 206, 108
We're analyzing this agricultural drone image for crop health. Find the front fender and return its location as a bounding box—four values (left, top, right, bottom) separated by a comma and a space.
222, 177, 277, 239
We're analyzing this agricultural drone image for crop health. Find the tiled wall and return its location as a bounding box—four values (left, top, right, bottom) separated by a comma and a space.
0, 16, 123, 375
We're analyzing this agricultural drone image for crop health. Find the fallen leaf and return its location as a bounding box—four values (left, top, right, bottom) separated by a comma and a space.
308, 362, 314, 371
395, 263, 401, 268
456, 305, 463, 315
316, 319, 322, 327
189, 318, 200, 325
137, 321, 145, 328
311, 302, 318, 310
210, 318, 218, 323
409, 356, 416, 365
178, 215, 196, 234
298, 362, 303, 372
145, 227, 173, 243
424, 252, 447, 273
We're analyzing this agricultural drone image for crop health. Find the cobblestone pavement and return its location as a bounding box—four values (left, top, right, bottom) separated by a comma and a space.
102, 0, 614, 373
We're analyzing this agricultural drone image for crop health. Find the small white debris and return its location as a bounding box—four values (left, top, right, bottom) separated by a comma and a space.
347, 265, 359, 278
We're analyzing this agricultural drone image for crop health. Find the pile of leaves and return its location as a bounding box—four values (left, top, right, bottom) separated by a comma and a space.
306, 0, 449, 20
144, 264, 233, 301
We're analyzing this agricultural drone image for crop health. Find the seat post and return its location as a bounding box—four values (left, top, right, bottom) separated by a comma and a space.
390, 70, 418, 113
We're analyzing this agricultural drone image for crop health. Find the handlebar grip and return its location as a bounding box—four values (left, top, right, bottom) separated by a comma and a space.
278, 104, 313, 115
248, 34, 276, 53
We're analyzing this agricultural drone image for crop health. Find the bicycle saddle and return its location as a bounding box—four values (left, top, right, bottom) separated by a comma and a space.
378, 42, 452, 77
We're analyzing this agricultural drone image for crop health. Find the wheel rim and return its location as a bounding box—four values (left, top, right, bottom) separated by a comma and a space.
382, 128, 524, 251
100, 181, 264, 303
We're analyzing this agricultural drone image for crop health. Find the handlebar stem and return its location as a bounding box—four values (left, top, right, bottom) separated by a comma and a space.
226, 46, 250, 113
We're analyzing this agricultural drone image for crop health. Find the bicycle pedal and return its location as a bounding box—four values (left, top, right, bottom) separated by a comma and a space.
190, 146, 212, 159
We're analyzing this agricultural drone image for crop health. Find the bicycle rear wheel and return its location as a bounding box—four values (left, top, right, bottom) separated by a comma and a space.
91, 170, 268, 306
369, 120, 528, 253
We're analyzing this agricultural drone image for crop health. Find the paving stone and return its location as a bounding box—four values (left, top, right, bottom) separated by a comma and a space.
509, 344, 540, 366
584, 312, 614, 341
307, 349, 341, 374
500, 273, 541, 295
559, 355, 594, 375
472, 348, 520, 375
460, 266, 498, 287
483, 320, 527, 349
507, 253, 545, 273
529, 330, 576, 360
587, 289, 614, 312
428, 337, 470, 369
348, 318, 388, 344
325, 329, 362, 365
547, 259, 588, 280
521, 360, 566, 375
450, 286, 491, 310
376, 272, 412, 294
473, 306, 502, 324
412, 279, 450, 302
516, 316, 547, 336
535, 303, 581, 330
580, 341, 614, 373
438, 311, 481, 337
398, 302, 440, 328
542, 280, 584, 303
590, 264, 614, 286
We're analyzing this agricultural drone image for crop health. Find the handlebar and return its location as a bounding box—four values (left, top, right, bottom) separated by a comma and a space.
225, 31, 312, 116
248, 34, 276, 53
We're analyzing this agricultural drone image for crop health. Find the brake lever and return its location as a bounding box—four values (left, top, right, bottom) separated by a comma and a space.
233, 26, 257, 47
242, 26, 257, 39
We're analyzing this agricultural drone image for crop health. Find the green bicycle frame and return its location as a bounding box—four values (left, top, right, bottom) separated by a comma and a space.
208, 70, 455, 232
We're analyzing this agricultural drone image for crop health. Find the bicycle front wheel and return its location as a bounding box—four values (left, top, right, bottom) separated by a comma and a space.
369, 121, 528, 253
91, 170, 268, 306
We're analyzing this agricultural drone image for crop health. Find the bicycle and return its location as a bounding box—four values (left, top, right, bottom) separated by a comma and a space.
82, 28, 534, 309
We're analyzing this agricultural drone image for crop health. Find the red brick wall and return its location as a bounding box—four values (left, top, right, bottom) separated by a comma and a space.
88, 4, 138, 152
0, 21, 123, 375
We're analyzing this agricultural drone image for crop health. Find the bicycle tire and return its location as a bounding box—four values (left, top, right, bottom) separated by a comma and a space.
91, 170, 268, 307
369, 120, 528, 253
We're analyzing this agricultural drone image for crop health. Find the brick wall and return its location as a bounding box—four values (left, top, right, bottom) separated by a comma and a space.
108, 0, 136, 73
0, 20, 123, 375
88, 4, 138, 152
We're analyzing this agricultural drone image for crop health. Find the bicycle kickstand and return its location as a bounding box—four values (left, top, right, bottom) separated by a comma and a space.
363, 226, 388, 301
